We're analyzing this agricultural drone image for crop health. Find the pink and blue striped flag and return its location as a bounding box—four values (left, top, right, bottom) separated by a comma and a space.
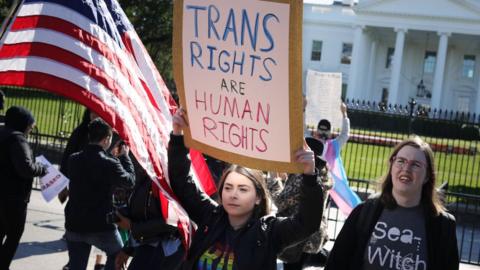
325, 139, 361, 216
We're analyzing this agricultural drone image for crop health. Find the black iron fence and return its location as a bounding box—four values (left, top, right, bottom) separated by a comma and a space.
345, 98, 480, 140
337, 98, 480, 195
447, 192, 480, 265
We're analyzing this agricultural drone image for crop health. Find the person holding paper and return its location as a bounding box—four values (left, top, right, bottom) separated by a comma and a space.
314, 102, 350, 148
275, 102, 351, 268
64, 118, 135, 270
0, 106, 47, 270
168, 108, 324, 270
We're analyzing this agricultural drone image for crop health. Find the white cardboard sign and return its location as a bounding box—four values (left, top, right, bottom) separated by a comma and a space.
174, 0, 304, 172
35, 155, 69, 202
305, 70, 342, 132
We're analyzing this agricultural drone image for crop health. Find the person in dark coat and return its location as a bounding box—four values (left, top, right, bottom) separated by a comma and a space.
0, 106, 47, 270
325, 137, 459, 270
64, 118, 135, 270
114, 168, 184, 270
58, 109, 98, 203
267, 162, 332, 269
169, 108, 324, 270
59, 109, 102, 270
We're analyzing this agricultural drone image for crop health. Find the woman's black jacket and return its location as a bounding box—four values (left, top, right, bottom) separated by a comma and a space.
325, 198, 459, 270
168, 134, 324, 270
126, 173, 178, 245
0, 128, 46, 202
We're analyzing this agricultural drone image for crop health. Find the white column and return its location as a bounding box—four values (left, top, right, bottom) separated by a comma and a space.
388, 28, 407, 105
366, 40, 377, 100
430, 32, 450, 110
347, 25, 365, 101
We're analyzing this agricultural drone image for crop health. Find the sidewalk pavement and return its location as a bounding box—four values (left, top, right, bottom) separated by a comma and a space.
10, 190, 98, 270
10, 190, 480, 270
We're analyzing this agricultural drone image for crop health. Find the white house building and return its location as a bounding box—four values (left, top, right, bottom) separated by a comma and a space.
303, 0, 480, 114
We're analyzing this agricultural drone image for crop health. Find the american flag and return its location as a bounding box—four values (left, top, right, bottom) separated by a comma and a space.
0, 0, 216, 247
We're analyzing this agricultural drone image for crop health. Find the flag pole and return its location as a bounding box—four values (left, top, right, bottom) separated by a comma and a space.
0, 0, 22, 45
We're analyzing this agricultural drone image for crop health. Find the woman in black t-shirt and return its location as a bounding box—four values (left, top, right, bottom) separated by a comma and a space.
325, 137, 459, 270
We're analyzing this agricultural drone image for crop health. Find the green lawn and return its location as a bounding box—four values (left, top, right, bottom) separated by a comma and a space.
3, 89, 84, 137
341, 142, 480, 192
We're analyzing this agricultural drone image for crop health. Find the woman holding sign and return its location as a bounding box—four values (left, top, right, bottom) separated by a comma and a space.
169, 108, 323, 270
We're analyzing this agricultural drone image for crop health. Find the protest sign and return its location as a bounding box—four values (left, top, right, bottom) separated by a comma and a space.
305, 70, 342, 132
35, 155, 69, 202
173, 0, 304, 172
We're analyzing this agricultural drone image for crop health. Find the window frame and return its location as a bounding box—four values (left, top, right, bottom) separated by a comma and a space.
310, 40, 323, 61
423, 51, 437, 74
385, 47, 394, 69
341, 43, 353, 65
462, 55, 476, 79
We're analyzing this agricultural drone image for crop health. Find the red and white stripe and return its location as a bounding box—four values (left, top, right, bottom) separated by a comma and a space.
4, 2, 168, 177
0, 1, 216, 247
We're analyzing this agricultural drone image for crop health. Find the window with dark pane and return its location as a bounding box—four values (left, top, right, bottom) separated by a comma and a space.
462, 55, 475, 79
385, 47, 394, 68
341, 43, 353, 64
341, 83, 347, 101
423, 51, 437, 74
311, 40, 322, 61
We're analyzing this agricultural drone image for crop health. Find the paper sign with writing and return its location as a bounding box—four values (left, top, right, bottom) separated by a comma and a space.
35, 155, 69, 202
173, 0, 303, 172
305, 70, 342, 132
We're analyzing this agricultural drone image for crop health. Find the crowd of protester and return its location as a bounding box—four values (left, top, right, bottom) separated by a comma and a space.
0, 102, 459, 270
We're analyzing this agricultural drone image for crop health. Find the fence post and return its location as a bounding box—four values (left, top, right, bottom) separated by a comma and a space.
408, 98, 417, 135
